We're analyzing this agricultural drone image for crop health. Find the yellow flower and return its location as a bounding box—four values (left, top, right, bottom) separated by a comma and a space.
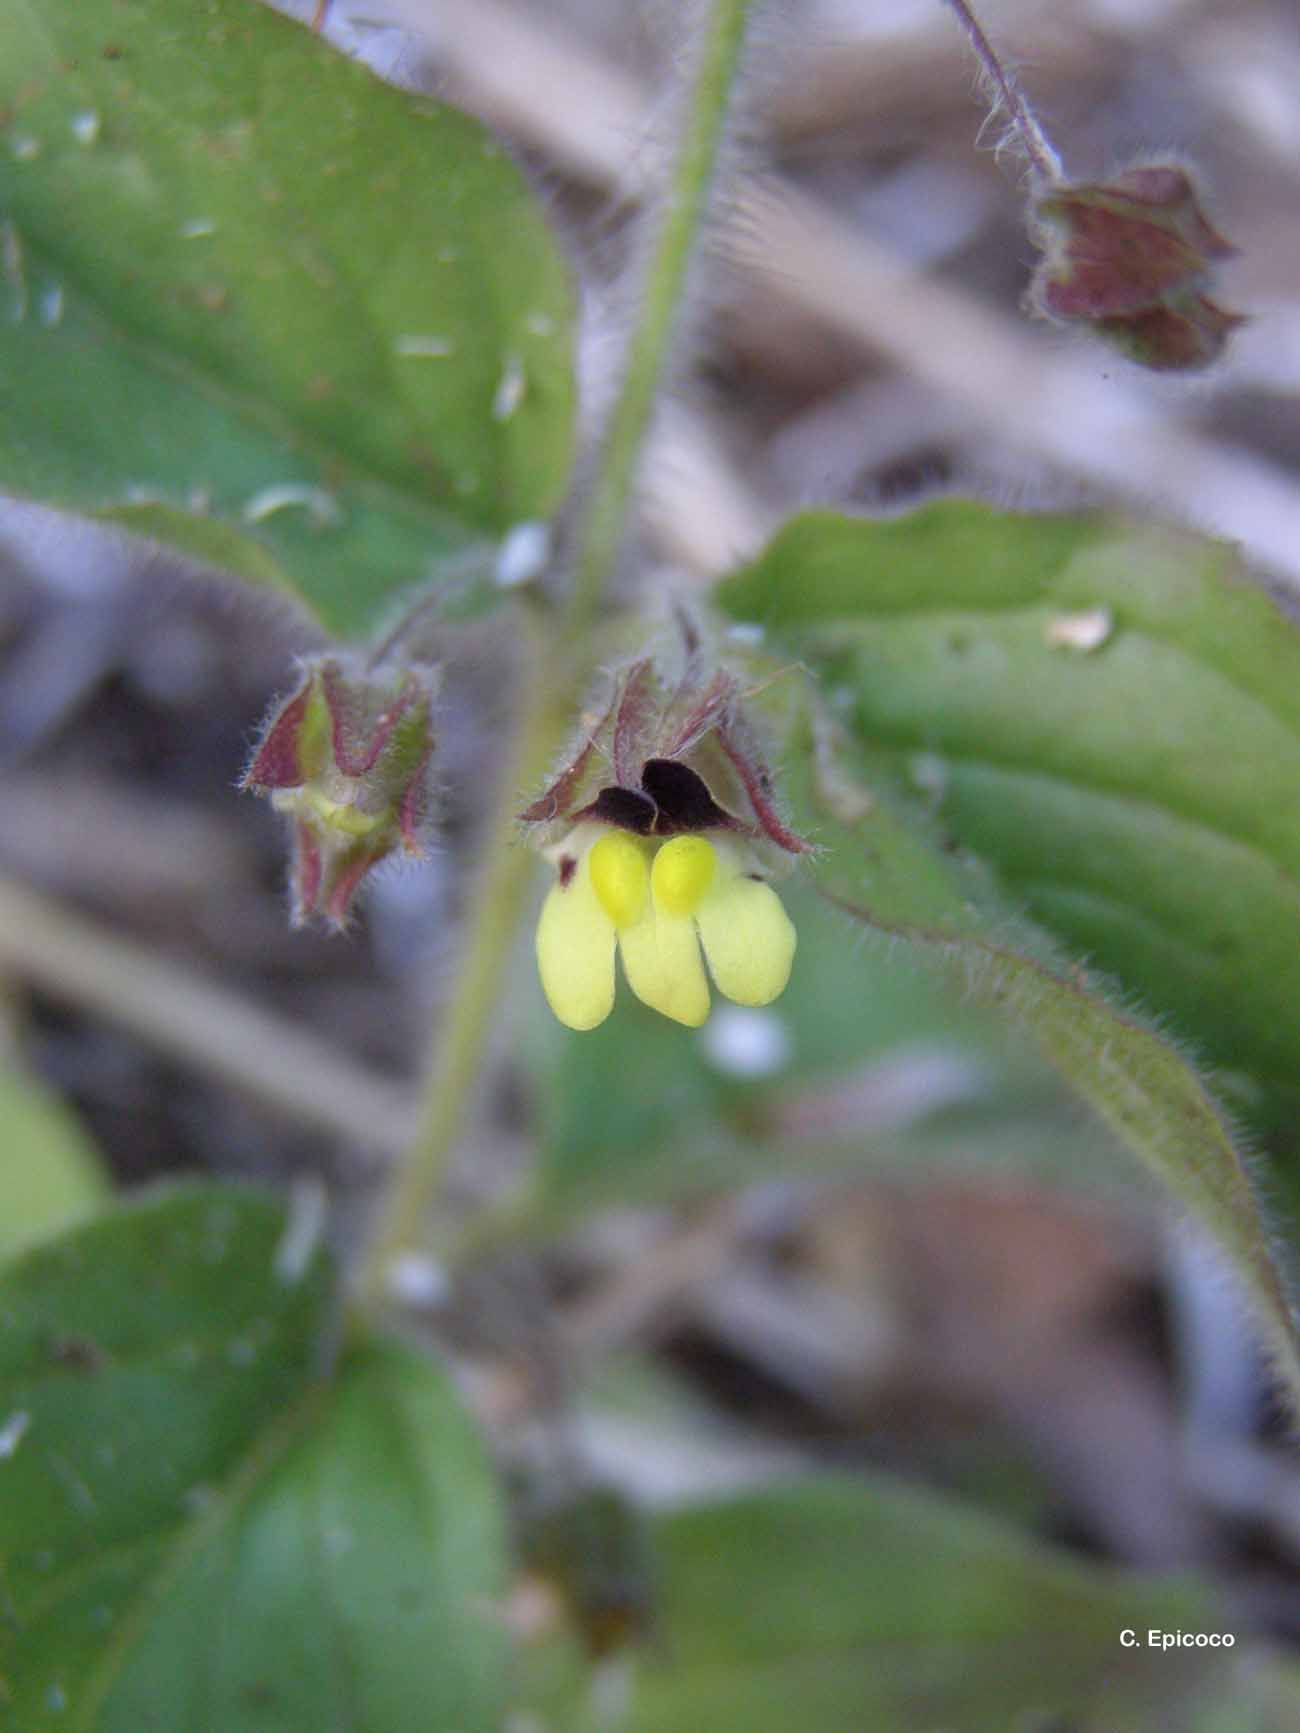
537, 824, 796, 1031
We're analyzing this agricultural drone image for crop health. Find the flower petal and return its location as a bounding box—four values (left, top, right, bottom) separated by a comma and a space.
618, 908, 710, 1028
590, 830, 650, 928
536, 853, 617, 1031
696, 874, 796, 1006
651, 835, 716, 917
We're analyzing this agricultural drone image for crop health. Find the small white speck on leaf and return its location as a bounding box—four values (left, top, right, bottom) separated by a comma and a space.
11, 133, 41, 161
394, 333, 453, 359
38, 283, 64, 326
70, 110, 100, 145
180, 216, 218, 239
243, 482, 343, 529
44, 1683, 67, 1714
0, 1409, 31, 1459
46, 1450, 96, 1514
274, 1176, 326, 1285
1045, 606, 1113, 652
492, 352, 526, 421
495, 520, 550, 589
525, 311, 555, 338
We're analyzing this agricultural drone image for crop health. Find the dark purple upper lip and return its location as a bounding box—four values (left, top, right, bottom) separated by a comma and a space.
578, 758, 740, 838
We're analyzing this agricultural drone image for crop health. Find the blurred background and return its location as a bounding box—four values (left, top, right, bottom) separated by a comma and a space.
3, 0, 1300, 1721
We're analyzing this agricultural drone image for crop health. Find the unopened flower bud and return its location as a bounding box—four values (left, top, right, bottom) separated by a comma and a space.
1029, 162, 1244, 371
243, 654, 437, 928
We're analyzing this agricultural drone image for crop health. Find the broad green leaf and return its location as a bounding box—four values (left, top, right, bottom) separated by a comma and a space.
524, 1475, 1235, 1732
94, 1340, 509, 1733
0, 1065, 110, 1265
0, 0, 575, 638
720, 503, 1300, 1129
716, 506, 1300, 1410
0, 1185, 508, 1731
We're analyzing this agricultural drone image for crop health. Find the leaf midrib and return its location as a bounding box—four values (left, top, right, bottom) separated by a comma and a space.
71, 1381, 326, 1731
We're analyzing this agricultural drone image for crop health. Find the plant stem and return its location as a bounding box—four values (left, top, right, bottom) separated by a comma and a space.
352, 629, 565, 1313
566, 0, 759, 630
942, 0, 1063, 183
351, 0, 760, 1314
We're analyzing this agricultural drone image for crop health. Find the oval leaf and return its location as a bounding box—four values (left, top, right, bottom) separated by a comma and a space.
525, 1475, 1237, 1732
691, 672, 1300, 1411
720, 504, 1300, 1133
0, 0, 575, 637
0, 1185, 508, 1730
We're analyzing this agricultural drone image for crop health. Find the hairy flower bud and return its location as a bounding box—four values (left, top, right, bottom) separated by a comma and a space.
243, 653, 436, 928
1028, 162, 1244, 371
522, 628, 811, 1030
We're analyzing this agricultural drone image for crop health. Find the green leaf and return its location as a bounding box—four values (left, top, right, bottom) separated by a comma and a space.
0, 1065, 110, 1265
716, 504, 1300, 1409
720, 503, 1300, 1125
525, 1475, 1236, 1732
0, 0, 575, 638
0, 1185, 508, 1730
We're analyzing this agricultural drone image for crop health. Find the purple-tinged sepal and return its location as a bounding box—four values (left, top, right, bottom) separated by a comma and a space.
522, 623, 810, 1031
243, 653, 437, 928
1028, 161, 1244, 371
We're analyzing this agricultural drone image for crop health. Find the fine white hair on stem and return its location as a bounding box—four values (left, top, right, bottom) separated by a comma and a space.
940, 0, 1064, 183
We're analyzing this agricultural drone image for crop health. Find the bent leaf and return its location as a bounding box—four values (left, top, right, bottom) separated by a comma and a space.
0, 0, 575, 637
0, 1185, 507, 1731
721, 504, 1300, 1128
525, 1475, 1235, 1732
718, 505, 1300, 1409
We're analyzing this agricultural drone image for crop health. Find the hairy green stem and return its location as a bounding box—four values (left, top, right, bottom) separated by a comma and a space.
566, 0, 759, 629
352, 0, 760, 1314
352, 629, 565, 1313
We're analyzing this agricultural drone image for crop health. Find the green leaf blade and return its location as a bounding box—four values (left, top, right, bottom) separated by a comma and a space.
718, 503, 1300, 1406
0, 0, 575, 636
529, 1475, 1237, 1733
97, 1341, 509, 1733
0, 1185, 508, 1731
0, 1185, 331, 1726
